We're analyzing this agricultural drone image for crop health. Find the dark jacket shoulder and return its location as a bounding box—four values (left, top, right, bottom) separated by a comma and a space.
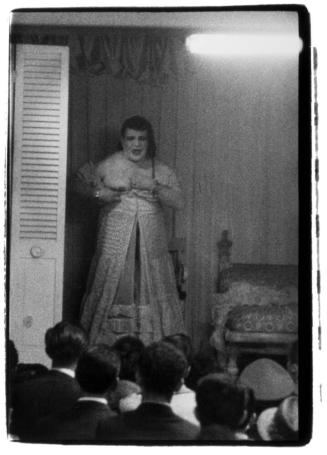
197, 424, 239, 441
96, 402, 198, 442
11, 370, 81, 440
36, 400, 116, 442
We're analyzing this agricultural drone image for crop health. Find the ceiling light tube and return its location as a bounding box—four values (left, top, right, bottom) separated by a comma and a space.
186, 33, 303, 56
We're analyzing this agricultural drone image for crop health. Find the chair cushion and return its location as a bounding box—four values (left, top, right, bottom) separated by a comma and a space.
226, 302, 298, 333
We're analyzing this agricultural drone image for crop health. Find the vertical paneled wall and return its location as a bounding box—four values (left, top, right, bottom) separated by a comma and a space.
64, 53, 298, 348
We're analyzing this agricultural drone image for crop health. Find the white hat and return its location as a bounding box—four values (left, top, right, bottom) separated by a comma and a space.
257, 395, 298, 441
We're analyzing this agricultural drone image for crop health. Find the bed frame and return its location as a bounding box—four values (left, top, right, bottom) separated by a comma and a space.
210, 230, 298, 377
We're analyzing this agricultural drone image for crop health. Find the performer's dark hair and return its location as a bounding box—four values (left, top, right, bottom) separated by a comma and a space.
120, 115, 156, 158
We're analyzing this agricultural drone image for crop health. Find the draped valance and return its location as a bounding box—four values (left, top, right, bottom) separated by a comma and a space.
11, 28, 190, 84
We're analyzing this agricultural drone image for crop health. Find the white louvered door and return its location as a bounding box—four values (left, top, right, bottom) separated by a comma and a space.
9, 45, 69, 365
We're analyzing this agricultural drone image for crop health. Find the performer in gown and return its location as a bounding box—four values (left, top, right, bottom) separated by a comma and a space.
76, 116, 185, 345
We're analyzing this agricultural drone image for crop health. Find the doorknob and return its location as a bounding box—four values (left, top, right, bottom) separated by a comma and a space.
23, 316, 33, 328
30, 246, 44, 258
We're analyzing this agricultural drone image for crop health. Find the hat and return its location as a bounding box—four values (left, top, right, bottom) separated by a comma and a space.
238, 358, 295, 401
257, 395, 298, 441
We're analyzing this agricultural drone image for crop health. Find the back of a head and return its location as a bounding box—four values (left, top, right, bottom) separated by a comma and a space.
76, 344, 120, 395
45, 321, 88, 366
113, 336, 145, 382
196, 373, 252, 429
138, 341, 187, 398
162, 333, 193, 367
186, 345, 223, 391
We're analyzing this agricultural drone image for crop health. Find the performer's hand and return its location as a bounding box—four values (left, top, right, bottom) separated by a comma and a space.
94, 187, 122, 203
130, 174, 157, 191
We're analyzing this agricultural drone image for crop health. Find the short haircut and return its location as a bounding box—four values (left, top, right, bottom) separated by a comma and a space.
76, 344, 121, 394
162, 333, 194, 366
45, 321, 88, 365
120, 115, 156, 158
138, 341, 187, 397
186, 345, 223, 391
113, 335, 145, 382
196, 373, 254, 429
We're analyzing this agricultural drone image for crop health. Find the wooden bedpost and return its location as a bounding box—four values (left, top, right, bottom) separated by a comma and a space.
217, 230, 233, 279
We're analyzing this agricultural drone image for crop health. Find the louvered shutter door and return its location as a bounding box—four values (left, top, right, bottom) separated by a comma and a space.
9, 45, 69, 365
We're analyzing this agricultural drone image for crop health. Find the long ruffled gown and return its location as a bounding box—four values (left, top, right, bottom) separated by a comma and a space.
79, 153, 185, 345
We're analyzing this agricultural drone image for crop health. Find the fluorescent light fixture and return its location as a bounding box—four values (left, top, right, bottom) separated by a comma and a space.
186, 34, 303, 56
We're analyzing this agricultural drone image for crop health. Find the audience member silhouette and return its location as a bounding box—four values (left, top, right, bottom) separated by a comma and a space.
10, 321, 88, 440
36, 344, 120, 442
8, 328, 300, 444
195, 373, 255, 441
112, 335, 145, 382
96, 341, 199, 441
186, 345, 223, 391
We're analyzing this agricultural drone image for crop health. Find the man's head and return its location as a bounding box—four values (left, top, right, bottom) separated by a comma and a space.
195, 373, 255, 430
113, 335, 145, 382
76, 344, 121, 395
186, 345, 223, 391
137, 341, 187, 401
45, 321, 88, 368
162, 333, 193, 368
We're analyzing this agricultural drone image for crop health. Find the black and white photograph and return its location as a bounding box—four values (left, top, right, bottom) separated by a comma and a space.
2, 2, 316, 448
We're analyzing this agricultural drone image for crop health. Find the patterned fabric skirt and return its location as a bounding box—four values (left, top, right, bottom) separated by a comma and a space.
80, 199, 185, 345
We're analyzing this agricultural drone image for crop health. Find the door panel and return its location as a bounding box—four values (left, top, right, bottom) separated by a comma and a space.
9, 44, 69, 365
